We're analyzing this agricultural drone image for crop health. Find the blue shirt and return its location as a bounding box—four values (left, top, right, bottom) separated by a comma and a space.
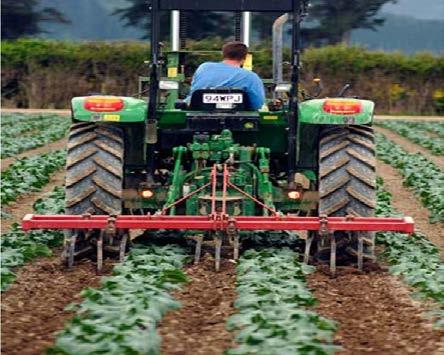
190, 62, 265, 110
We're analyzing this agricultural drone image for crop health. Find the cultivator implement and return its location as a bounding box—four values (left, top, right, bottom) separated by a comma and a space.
22, 165, 414, 273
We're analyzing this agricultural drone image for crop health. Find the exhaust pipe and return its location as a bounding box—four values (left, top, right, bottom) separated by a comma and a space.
171, 10, 180, 51
241, 12, 251, 47
272, 13, 289, 85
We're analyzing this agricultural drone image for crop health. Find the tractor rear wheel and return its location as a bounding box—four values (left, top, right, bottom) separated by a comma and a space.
62, 122, 124, 265
315, 125, 376, 262
65, 122, 124, 215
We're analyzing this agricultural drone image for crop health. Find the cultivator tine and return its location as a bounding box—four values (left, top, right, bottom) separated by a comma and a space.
215, 233, 222, 272
368, 233, 376, 260
194, 234, 203, 264
119, 233, 128, 262
233, 234, 240, 260
97, 231, 103, 273
357, 233, 364, 272
303, 235, 313, 264
67, 233, 77, 268
329, 233, 336, 275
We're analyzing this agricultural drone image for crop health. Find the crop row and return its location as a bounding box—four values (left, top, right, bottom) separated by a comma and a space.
377, 120, 443, 155
376, 179, 444, 325
1, 186, 65, 291
1, 150, 66, 206
1, 115, 70, 158
1, 114, 65, 135
376, 133, 444, 223
227, 248, 337, 354
48, 245, 188, 355
408, 121, 444, 138
1, 113, 50, 126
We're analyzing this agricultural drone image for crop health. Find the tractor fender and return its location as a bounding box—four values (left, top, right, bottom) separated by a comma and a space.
71, 96, 147, 123
299, 98, 374, 125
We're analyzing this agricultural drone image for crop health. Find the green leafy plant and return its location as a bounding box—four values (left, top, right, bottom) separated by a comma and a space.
376, 133, 444, 223
1, 114, 70, 158
419, 121, 444, 138
1, 150, 66, 206
1, 186, 65, 291
48, 245, 188, 355
227, 248, 338, 355
376, 178, 444, 324
377, 120, 444, 155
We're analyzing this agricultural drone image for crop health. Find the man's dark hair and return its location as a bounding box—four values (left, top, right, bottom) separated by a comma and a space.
222, 41, 248, 61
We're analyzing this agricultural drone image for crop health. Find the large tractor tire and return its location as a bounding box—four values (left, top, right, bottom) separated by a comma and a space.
62, 122, 125, 267
316, 125, 376, 262
65, 122, 124, 215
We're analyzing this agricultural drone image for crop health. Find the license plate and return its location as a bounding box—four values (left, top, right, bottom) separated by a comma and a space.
203, 93, 243, 104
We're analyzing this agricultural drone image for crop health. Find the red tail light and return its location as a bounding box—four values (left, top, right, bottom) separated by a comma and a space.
323, 99, 362, 115
84, 97, 124, 112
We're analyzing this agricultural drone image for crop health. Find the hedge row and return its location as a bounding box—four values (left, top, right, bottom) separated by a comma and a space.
2, 38, 443, 114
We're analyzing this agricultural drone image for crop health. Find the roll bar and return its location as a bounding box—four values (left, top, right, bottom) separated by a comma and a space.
157, 0, 298, 12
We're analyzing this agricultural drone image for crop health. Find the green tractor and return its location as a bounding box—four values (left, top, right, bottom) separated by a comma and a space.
23, 0, 414, 272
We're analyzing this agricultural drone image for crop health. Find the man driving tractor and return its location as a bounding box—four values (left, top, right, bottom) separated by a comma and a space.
189, 41, 265, 110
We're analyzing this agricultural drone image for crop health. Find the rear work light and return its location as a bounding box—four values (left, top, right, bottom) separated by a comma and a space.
323, 99, 362, 115
141, 189, 154, 199
84, 97, 124, 112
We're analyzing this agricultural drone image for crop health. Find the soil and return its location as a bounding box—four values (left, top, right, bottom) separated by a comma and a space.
376, 160, 444, 258
375, 126, 444, 168
374, 116, 444, 122
308, 266, 444, 355
1, 254, 114, 355
159, 256, 237, 355
1, 170, 66, 232
1, 108, 71, 115
425, 131, 441, 139
1, 138, 68, 172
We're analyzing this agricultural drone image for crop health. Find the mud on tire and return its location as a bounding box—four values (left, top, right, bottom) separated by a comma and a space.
65, 122, 124, 215
316, 125, 376, 262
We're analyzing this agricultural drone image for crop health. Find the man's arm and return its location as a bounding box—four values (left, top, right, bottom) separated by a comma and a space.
245, 73, 265, 110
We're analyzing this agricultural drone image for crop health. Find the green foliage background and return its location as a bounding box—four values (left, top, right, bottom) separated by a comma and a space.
2, 39, 443, 114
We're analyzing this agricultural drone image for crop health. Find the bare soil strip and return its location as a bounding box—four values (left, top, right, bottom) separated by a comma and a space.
1, 138, 67, 172
159, 257, 237, 355
1, 170, 66, 232
375, 126, 444, 168
308, 267, 444, 355
374, 115, 444, 122
425, 131, 441, 139
1, 108, 71, 115
376, 160, 444, 258
1, 254, 114, 355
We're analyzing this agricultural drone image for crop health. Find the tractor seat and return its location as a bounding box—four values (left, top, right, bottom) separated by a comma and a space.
188, 88, 252, 111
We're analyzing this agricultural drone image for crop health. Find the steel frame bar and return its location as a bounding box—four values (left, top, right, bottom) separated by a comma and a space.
22, 214, 414, 233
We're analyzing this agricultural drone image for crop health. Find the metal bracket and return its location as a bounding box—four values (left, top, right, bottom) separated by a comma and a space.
106, 215, 117, 236
319, 214, 330, 237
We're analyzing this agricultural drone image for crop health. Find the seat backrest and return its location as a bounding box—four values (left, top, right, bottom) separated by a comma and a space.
189, 88, 252, 111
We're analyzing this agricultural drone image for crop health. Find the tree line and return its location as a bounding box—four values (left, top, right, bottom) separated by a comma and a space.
2, 0, 396, 46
